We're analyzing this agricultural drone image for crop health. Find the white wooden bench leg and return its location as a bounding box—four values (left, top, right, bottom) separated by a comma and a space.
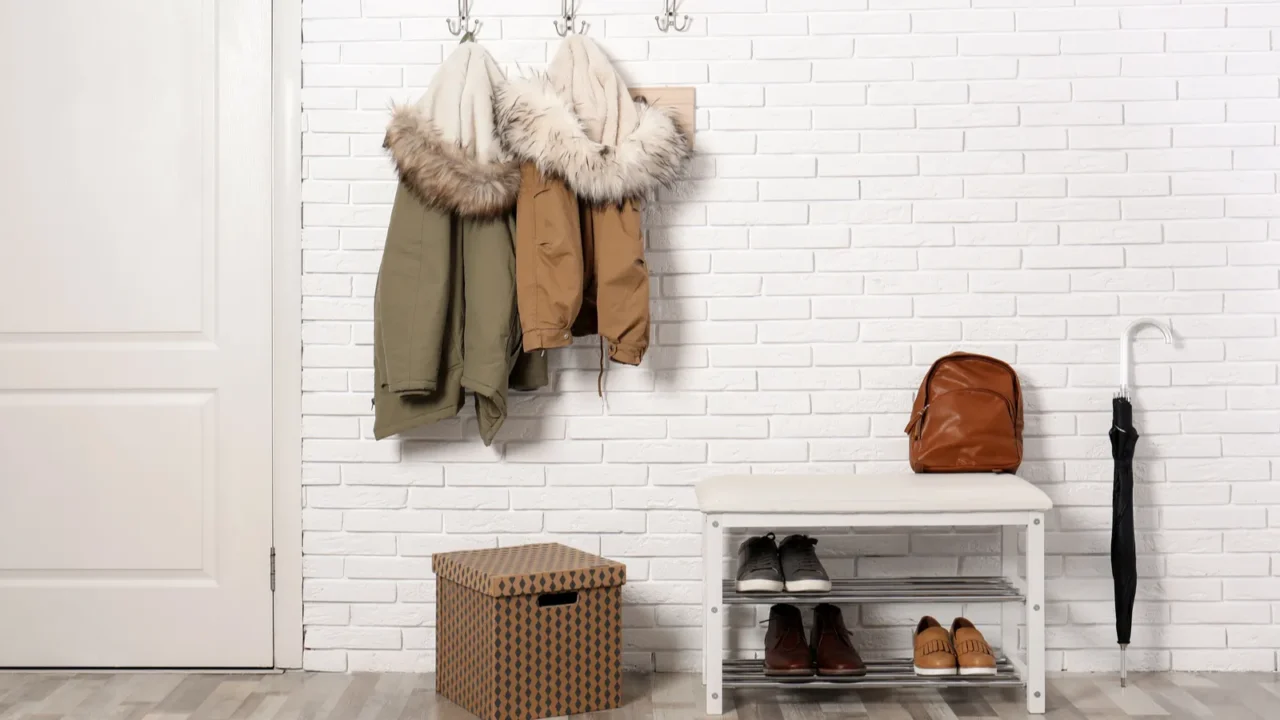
1001, 524, 1019, 671
704, 514, 724, 715
1026, 512, 1046, 715
701, 514, 709, 684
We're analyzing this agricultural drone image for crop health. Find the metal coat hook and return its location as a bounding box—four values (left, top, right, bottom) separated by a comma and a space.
446, 0, 482, 41
655, 0, 692, 32
554, 0, 589, 36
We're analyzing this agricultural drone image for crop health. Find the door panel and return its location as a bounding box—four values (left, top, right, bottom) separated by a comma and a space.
0, 394, 210, 571
0, 0, 273, 667
0, 2, 208, 334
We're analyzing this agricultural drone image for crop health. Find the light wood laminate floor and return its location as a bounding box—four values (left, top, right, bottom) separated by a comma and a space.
1, 671, 1278, 719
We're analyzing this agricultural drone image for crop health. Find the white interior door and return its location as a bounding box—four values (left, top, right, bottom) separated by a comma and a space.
0, 0, 274, 667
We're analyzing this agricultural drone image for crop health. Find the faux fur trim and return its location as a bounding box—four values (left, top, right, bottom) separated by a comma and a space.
384, 104, 521, 217
495, 75, 692, 204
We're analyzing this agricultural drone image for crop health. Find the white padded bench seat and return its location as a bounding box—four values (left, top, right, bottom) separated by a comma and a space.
696, 473, 1052, 514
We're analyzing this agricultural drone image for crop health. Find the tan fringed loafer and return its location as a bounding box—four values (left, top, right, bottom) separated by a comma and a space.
951, 617, 998, 676
912, 616, 958, 676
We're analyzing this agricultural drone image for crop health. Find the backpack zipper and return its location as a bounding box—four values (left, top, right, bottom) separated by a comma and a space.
904, 404, 928, 439
908, 354, 1021, 441
917, 353, 1020, 411
907, 387, 1017, 441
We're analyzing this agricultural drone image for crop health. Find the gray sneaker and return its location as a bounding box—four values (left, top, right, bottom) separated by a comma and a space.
779, 535, 832, 593
736, 533, 784, 592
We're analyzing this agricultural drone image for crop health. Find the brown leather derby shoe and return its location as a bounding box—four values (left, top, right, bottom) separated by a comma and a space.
811, 604, 867, 677
764, 604, 814, 677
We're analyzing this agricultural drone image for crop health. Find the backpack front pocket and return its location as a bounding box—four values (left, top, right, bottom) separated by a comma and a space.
916, 388, 1020, 472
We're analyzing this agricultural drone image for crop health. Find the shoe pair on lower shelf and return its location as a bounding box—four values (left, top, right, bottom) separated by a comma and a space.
913, 616, 998, 677
765, 604, 866, 678
736, 533, 831, 593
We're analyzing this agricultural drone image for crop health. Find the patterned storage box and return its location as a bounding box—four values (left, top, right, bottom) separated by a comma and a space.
432, 543, 626, 720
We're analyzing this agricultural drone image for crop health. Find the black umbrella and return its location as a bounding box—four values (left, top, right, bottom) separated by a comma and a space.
1113, 319, 1172, 688
1109, 395, 1139, 688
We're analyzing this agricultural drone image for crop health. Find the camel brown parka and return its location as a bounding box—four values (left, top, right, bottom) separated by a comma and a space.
496, 37, 692, 366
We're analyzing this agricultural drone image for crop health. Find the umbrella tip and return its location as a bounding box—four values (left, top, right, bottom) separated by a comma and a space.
1120, 644, 1128, 688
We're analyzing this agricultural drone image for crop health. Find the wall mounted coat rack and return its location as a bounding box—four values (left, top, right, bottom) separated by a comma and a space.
631, 87, 696, 148
656, 0, 693, 32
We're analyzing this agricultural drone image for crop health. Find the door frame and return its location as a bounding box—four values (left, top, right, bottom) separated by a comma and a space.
272, 0, 304, 669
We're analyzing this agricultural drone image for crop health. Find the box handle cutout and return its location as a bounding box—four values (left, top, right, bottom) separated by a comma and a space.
537, 591, 579, 608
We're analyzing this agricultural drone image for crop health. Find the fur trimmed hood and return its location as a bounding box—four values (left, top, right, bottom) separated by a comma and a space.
495, 37, 691, 205
383, 44, 520, 217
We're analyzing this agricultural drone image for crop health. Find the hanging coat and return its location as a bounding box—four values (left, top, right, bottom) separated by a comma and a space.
496, 36, 692, 366
374, 43, 548, 445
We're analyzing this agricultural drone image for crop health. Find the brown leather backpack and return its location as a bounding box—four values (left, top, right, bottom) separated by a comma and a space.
905, 353, 1024, 473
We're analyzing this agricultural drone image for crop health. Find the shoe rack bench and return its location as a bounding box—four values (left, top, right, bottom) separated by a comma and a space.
696, 473, 1053, 716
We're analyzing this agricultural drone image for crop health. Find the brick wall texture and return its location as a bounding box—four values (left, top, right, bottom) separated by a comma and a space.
300, 0, 1280, 674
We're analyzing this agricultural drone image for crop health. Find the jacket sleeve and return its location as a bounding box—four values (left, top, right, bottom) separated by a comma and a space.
460, 214, 520, 446
592, 200, 649, 366
515, 163, 583, 352
374, 185, 453, 395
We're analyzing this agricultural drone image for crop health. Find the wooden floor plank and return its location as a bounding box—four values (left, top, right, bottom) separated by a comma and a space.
0, 672, 1275, 719
152, 676, 224, 715
1095, 679, 1169, 718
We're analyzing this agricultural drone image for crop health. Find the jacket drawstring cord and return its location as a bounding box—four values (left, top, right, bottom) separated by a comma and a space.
597, 338, 607, 398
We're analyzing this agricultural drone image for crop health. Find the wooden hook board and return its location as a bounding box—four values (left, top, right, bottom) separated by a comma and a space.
630, 86, 696, 147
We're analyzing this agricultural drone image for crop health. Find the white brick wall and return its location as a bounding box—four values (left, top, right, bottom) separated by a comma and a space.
300, 0, 1280, 674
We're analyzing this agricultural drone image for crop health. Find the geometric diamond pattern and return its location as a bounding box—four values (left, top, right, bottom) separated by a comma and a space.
432, 542, 626, 598
435, 543, 625, 720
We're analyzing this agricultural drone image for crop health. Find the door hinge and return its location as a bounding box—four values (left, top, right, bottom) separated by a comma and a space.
269, 547, 277, 592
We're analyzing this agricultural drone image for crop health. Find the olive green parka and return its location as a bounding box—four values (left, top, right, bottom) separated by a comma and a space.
374, 44, 547, 445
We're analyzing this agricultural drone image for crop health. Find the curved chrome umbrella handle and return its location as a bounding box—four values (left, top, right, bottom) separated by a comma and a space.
1119, 318, 1172, 398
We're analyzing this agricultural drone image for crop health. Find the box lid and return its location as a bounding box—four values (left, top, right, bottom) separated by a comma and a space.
432, 543, 627, 598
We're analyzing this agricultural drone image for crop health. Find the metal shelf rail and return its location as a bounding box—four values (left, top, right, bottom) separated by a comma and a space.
720, 576, 1024, 605
700, 504, 1048, 716
722, 657, 1024, 689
